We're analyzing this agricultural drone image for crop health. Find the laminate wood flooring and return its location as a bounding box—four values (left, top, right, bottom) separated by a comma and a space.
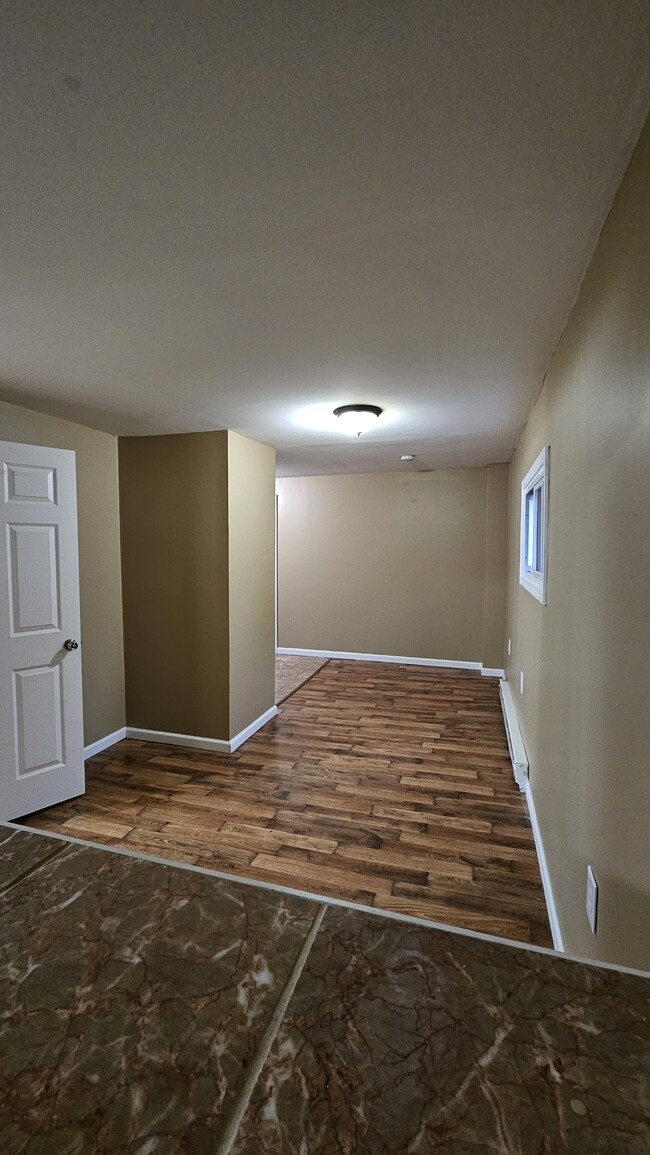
22, 661, 552, 946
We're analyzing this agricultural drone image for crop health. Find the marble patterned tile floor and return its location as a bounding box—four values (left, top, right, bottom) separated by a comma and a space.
0, 823, 69, 890
1, 824, 649, 1155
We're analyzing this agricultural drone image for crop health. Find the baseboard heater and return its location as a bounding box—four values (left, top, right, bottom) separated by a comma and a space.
499, 679, 528, 792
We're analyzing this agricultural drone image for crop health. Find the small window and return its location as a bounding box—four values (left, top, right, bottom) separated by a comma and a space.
519, 447, 549, 604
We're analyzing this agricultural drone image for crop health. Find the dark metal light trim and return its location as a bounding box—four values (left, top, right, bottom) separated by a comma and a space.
333, 404, 383, 419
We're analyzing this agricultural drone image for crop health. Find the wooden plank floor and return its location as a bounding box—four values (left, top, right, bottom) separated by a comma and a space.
23, 661, 552, 946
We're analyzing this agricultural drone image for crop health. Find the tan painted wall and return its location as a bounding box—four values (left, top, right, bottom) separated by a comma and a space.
119, 432, 230, 739
277, 467, 508, 666
0, 400, 125, 745
505, 118, 650, 970
482, 464, 510, 670
227, 432, 276, 737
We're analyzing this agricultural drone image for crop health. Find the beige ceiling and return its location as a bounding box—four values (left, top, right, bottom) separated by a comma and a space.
1, 1, 649, 476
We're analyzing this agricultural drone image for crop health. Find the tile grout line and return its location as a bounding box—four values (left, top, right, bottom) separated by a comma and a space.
215, 901, 328, 1155
0, 842, 70, 898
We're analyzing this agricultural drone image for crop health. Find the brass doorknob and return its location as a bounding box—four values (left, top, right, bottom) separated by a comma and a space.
63, 639, 79, 651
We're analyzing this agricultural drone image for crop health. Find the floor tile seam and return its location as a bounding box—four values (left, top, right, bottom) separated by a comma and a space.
214, 901, 328, 1155
0, 841, 70, 898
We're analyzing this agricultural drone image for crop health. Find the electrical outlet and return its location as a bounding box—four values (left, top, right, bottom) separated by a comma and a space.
519, 670, 524, 694
586, 866, 598, 933
508, 638, 512, 656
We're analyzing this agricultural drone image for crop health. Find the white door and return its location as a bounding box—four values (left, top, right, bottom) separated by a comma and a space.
0, 441, 85, 821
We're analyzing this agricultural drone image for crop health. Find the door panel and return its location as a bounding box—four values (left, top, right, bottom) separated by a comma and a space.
8, 524, 60, 634
1, 442, 84, 820
4, 462, 57, 504
13, 665, 64, 776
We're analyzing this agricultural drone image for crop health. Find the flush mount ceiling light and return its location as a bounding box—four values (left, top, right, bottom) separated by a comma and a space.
333, 403, 383, 436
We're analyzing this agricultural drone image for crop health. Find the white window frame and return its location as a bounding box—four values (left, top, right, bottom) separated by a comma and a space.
519, 446, 549, 604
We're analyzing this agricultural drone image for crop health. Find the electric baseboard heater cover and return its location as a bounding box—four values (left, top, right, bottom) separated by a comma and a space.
499, 679, 529, 792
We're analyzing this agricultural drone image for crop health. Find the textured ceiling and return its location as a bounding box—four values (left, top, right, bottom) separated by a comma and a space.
1, 1, 649, 475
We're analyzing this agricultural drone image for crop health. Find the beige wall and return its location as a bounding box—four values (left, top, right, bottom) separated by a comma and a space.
277, 466, 508, 666
119, 430, 276, 742
119, 431, 231, 739
483, 464, 510, 670
228, 432, 276, 736
0, 400, 125, 745
505, 118, 650, 970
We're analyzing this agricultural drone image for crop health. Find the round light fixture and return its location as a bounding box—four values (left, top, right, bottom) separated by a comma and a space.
333, 403, 383, 436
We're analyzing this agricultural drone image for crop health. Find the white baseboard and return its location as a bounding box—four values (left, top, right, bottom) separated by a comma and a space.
276, 647, 482, 671
229, 705, 278, 751
84, 727, 127, 759
126, 727, 232, 753
497, 681, 562, 951
524, 779, 565, 953
481, 667, 505, 678
125, 705, 278, 755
